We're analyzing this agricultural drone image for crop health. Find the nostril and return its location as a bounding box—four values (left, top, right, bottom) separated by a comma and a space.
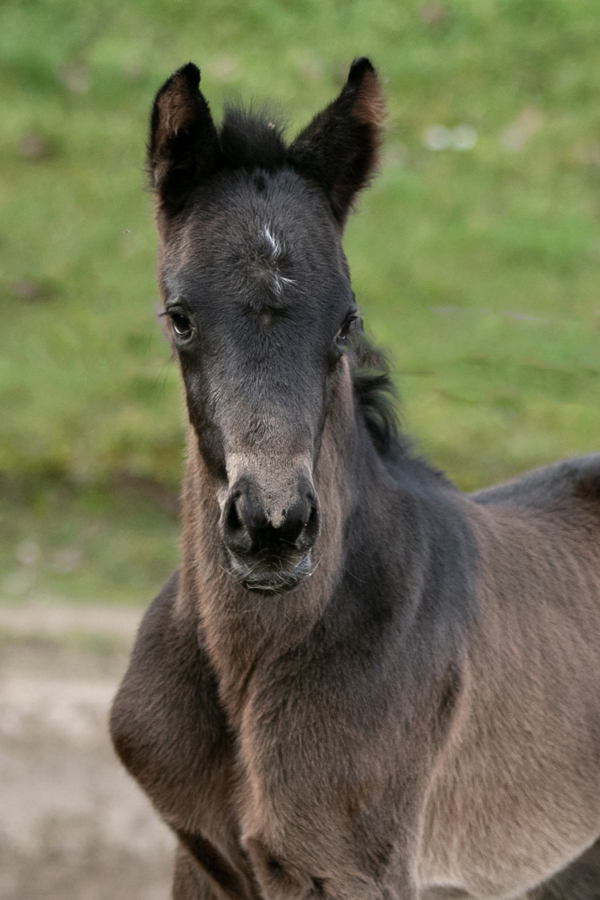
296, 497, 320, 552
223, 492, 252, 555
223, 477, 319, 560
226, 494, 241, 531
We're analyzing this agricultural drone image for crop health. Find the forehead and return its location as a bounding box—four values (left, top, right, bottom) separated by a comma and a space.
161, 167, 350, 308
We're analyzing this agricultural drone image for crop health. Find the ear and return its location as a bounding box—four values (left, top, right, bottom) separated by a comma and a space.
288, 58, 384, 227
147, 63, 222, 216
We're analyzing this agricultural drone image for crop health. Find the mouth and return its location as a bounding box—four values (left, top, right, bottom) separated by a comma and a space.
228, 552, 313, 594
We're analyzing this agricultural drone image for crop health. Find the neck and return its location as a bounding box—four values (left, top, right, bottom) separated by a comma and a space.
178, 360, 396, 714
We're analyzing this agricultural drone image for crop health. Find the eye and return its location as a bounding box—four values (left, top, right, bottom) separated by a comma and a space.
169, 312, 193, 338
337, 313, 360, 345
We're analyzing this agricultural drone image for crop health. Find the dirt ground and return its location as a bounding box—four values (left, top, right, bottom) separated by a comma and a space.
0, 602, 175, 900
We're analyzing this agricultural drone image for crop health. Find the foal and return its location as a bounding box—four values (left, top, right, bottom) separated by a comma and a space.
111, 59, 600, 900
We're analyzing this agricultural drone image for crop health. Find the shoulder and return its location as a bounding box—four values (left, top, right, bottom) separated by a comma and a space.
110, 569, 226, 776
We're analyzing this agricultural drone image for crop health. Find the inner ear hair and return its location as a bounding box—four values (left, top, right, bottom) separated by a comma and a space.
288, 57, 385, 226
147, 62, 222, 216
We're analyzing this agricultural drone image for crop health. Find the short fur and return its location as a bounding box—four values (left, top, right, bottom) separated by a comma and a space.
111, 60, 600, 900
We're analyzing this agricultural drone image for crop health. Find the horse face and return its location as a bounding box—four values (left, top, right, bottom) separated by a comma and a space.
149, 60, 383, 591
159, 173, 358, 589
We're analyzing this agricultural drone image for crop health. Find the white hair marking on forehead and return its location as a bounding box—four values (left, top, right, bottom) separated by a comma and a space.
259, 224, 295, 295
263, 225, 282, 260
271, 274, 296, 296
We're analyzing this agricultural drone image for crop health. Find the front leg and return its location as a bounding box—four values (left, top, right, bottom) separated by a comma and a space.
173, 843, 218, 900
110, 576, 255, 899
245, 835, 417, 900
174, 829, 259, 900
173, 834, 264, 900
174, 841, 254, 900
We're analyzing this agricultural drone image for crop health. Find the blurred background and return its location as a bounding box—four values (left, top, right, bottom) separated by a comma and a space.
2, 0, 600, 897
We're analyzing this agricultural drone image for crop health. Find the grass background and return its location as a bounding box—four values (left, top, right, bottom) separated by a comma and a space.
3, 0, 600, 603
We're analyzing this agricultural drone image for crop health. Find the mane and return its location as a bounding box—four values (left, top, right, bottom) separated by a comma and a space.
350, 336, 448, 482
218, 106, 288, 171
349, 336, 406, 461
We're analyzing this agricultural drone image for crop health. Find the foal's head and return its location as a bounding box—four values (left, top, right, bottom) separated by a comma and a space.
149, 59, 384, 592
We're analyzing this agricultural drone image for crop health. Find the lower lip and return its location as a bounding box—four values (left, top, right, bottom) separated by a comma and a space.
231, 554, 312, 594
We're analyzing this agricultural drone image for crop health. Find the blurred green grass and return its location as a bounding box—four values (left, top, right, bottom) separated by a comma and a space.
3, 0, 600, 602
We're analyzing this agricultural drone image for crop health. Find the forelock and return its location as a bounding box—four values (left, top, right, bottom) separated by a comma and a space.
218, 106, 288, 171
